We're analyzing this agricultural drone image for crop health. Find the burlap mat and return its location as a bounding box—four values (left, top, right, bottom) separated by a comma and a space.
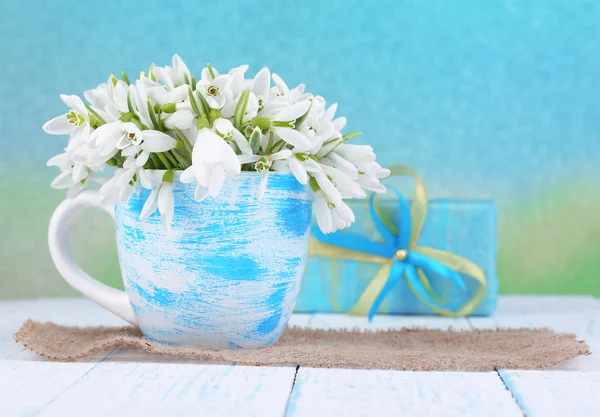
13, 320, 590, 371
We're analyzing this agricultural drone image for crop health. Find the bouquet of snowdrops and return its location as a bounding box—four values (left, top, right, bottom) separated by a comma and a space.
43, 54, 389, 233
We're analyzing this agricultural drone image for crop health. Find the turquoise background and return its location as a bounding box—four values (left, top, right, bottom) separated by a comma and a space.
1, 0, 599, 298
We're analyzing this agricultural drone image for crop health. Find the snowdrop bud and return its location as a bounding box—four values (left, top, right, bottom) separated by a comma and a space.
249, 127, 261, 154
162, 103, 176, 113
251, 117, 270, 130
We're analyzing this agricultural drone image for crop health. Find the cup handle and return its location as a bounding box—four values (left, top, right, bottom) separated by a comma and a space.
48, 190, 137, 325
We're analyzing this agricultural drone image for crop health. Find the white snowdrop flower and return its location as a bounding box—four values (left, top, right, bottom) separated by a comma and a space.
357, 172, 387, 193
334, 144, 376, 165
321, 164, 365, 199
43, 95, 90, 140
270, 101, 313, 150
181, 128, 241, 201
42, 54, 388, 234
153, 54, 191, 90
246, 149, 293, 199
99, 168, 137, 205
95, 122, 176, 167
314, 191, 354, 234
285, 152, 322, 185
196, 66, 234, 109
140, 172, 176, 232
212, 118, 253, 156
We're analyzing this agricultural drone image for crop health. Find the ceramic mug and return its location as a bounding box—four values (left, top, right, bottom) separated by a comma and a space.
48, 171, 312, 348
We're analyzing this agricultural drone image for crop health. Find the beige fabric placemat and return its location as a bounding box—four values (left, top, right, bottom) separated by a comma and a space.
14, 320, 590, 371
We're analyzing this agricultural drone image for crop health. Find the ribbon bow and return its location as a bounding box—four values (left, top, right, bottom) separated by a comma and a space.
310, 165, 487, 320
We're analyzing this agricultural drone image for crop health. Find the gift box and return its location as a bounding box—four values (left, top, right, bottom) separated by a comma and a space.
295, 166, 498, 317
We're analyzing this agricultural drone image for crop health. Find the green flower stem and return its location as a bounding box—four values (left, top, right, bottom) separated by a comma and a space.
144, 156, 156, 169
171, 149, 191, 168
156, 152, 173, 169
321, 131, 362, 158
173, 127, 193, 154
112, 152, 125, 165
164, 151, 180, 168
149, 153, 163, 169
266, 131, 274, 153
85, 104, 106, 126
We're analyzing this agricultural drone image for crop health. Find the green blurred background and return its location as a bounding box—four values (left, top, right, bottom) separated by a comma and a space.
1, 0, 599, 298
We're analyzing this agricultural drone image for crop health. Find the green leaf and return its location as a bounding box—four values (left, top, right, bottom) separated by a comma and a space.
147, 99, 161, 130
233, 89, 250, 130
207, 63, 216, 80
184, 73, 190, 85
121, 72, 131, 85
196, 92, 211, 117
127, 92, 135, 113
294, 98, 312, 130
119, 112, 135, 122
342, 131, 362, 142
249, 126, 261, 154
148, 63, 156, 82
109, 74, 118, 87
188, 87, 202, 117
190, 76, 197, 90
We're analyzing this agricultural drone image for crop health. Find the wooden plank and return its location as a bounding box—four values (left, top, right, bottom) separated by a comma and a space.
38, 363, 297, 417
0, 298, 127, 361
493, 295, 600, 315
0, 360, 102, 417
286, 367, 521, 417
499, 370, 600, 417
309, 313, 471, 331
287, 313, 313, 328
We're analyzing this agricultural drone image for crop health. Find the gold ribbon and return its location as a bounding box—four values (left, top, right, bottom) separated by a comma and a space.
308, 165, 487, 317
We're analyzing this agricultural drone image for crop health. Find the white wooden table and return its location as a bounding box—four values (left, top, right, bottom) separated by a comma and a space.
1, 296, 599, 417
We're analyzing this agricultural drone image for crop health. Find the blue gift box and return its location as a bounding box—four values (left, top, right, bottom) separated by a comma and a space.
296, 198, 498, 316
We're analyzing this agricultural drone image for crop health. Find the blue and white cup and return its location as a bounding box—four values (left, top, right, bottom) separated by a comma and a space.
48, 172, 312, 348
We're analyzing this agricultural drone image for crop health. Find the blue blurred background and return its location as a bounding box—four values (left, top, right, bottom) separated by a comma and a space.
1, 0, 599, 297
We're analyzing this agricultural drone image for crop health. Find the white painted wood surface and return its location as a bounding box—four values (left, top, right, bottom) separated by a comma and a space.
0, 296, 599, 417
38, 363, 297, 417
0, 360, 102, 416
286, 368, 522, 417
499, 370, 600, 417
